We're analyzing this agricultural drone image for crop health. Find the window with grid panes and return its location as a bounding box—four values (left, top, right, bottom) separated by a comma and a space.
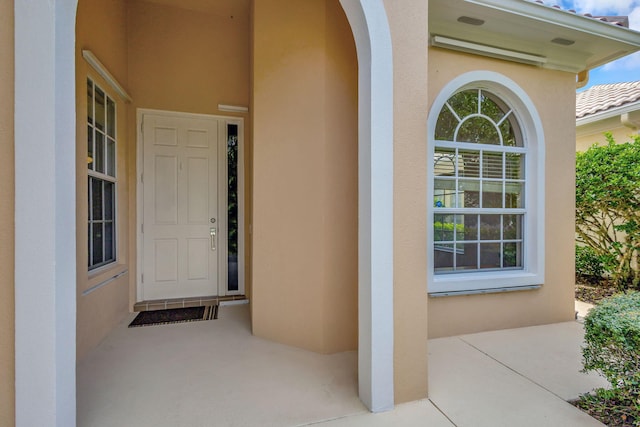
87, 78, 117, 270
433, 89, 525, 274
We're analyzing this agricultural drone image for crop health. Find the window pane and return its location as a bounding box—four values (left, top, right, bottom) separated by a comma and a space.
505, 182, 524, 208
480, 91, 507, 124
95, 132, 105, 174
227, 124, 239, 292
503, 214, 523, 240
87, 177, 93, 221
92, 222, 104, 266
459, 214, 477, 241
458, 150, 480, 178
104, 221, 114, 262
435, 106, 457, 141
505, 153, 523, 179
500, 115, 522, 147
87, 79, 93, 124
503, 242, 522, 268
107, 138, 116, 177
434, 149, 456, 176
449, 90, 478, 118
479, 243, 501, 269
107, 98, 116, 138
95, 87, 105, 131
91, 178, 103, 221
459, 180, 480, 208
87, 125, 94, 170
457, 243, 478, 270
480, 214, 501, 240
457, 117, 500, 145
434, 178, 456, 208
434, 214, 455, 242
434, 244, 454, 272
104, 181, 114, 220
87, 223, 92, 267
482, 181, 503, 209
482, 151, 503, 179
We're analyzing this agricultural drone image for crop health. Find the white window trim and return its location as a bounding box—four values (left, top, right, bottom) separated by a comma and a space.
427, 71, 545, 295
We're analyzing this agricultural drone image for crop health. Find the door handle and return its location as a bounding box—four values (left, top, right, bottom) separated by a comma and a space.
210, 228, 217, 251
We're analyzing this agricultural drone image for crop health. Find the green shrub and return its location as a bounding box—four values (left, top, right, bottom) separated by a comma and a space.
581, 292, 640, 425
576, 134, 640, 289
575, 245, 606, 282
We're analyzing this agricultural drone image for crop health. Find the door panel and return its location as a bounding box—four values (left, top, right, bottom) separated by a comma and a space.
154, 155, 178, 224
142, 113, 219, 300
187, 157, 209, 223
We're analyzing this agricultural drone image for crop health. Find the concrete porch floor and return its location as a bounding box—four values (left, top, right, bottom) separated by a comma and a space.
77, 304, 608, 427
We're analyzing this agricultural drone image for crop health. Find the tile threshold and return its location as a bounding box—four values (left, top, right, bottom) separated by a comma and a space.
133, 295, 247, 312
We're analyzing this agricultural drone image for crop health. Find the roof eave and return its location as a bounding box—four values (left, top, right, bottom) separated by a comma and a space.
466, 0, 640, 46
463, 0, 640, 71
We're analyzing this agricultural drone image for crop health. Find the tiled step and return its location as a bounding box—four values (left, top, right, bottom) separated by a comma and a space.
133, 295, 247, 312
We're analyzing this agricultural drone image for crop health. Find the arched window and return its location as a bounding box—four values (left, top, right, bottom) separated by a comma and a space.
428, 72, 544, 295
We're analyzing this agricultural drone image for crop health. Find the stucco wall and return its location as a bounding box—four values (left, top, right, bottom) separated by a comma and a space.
127, 0, 252, 302
577, 114, 640, 151
427, 48, 577, 338
0, 1, 14, 424
76, 0, 130, 360
383, 0, 430, 404
252, 0, 358, 353
127, 1, 249, 115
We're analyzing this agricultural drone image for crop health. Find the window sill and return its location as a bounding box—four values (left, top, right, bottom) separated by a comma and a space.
428, 270, 543, 295
429, 284, 541, 297
85, 263, 128, 296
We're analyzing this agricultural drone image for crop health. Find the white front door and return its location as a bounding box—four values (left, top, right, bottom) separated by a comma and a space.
141, 113, 221, 300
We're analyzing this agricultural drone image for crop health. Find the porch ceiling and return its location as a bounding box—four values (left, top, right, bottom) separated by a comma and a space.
429, 0, 640, 73
132, 0, 250, 18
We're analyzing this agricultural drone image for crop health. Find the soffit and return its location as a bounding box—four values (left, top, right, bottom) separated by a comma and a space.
131, 0, 250, 18
429, 0, 640, 73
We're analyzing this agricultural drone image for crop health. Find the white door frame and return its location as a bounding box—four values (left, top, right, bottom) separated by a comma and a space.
14, 1, 392, 424
136, 108, 245, 301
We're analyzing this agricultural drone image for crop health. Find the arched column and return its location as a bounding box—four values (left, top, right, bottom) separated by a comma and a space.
339, 0, 395, 412
14, 0, 78, 425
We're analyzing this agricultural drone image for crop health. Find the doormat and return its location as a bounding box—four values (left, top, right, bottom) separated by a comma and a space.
128, 305, 218, 328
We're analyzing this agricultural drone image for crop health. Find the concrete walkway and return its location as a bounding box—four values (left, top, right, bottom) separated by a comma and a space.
318, 321, 608, 427
575, 299, 595, 320
78, 305, 608, 427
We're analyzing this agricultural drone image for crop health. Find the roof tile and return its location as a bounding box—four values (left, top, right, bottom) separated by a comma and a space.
576, 81, 640, 119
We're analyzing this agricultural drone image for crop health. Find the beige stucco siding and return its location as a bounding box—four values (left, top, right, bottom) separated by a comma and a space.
127, 0, 252, 303
0, 0, 14, 424
577, 115, 640, 151
321, 0, 359, 352
427, 48, 576, 338
252, 0, 358, 353
76, 0, 130, 360
383, 0, 430, 404
127, 1, 250, 115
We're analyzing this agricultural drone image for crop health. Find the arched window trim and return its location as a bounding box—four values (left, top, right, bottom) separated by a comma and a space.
427, 71, 545, 295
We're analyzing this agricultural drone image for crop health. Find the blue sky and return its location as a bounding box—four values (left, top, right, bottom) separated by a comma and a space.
558, 0, 640, 90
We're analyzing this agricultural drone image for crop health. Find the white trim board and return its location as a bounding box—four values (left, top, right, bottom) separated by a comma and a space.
340, 0, 395, 413
15, 0, 78, 425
